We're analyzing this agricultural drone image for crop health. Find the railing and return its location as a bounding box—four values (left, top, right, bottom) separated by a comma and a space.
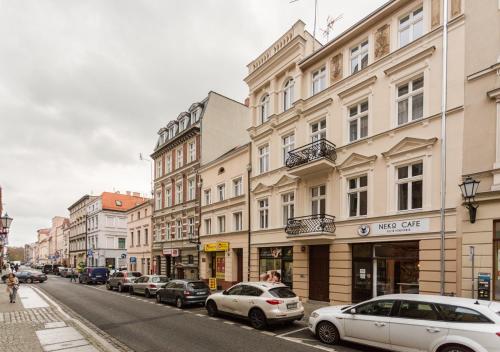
285, 214, 336, 236
285, 139, 337, 169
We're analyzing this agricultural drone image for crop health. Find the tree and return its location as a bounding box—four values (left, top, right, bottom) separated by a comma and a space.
7, 247, 25, 262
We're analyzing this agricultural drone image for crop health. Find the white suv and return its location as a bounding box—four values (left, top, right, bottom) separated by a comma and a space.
205, 282, 304, 329
308, 294, 500, 352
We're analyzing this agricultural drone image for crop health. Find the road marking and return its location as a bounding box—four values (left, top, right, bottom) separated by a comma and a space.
240, 325, 253, 330
223, 321, 235, 325
276, 327, 308, 337
195, 314, 205, 317
260, 331, 276, 336
209, 317, 219, 321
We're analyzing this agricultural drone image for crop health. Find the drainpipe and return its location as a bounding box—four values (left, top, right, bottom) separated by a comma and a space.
247, 160, 252, 282
439, 0, 449, 296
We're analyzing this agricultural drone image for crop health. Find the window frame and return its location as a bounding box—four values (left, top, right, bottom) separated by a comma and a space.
258, 198, 269, 229
175, 219, 183, 239
283, 78, 295, 111
282, 192, 295, 226
204, 189, 211, 205
165, 187, 172, 207
311, 66, 326, 95
350, 39, 369, 74
187, 178, 195, 201
260, 94, 270, 124
396, 75, 424, 126
217, 215, 226, 233
282, 134, 295, 166
204, 218, 212, 235
176, 148, 183, 169
217, 183, 226, 202
175, 181, 183, 205
398, 6, 424, 48
233, 212, 243, 231
188, 141, 196, 163
232, 177, 243, 197
396, 161, 424, 211
348, 100, 369, 142
258, 144, 270, 174
348, 175, 368, 217
311, 185, 326, 216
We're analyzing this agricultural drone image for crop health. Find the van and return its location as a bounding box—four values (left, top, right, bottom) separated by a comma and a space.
79, 267, 109, 285
42, 264, 55, 274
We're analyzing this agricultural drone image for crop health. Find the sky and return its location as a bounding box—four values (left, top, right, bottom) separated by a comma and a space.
0, 0, 387, 246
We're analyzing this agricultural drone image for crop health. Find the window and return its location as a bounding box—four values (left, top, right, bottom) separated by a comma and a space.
168, 126, 175, 139
176, 181, 183, 204
176, 148, 183, 168
137, 230, 141, 246
242, 285, 263, 297
397, 162, 423, 211
175, 220, 182, 239
282, 134, 295, 165
165, 188, 172, 207
283, 78, 295, 111
350, 40, 369, 74
156, 160, 162, 178
397, 301, 439, 321
233, 212, 243, 231
233, 177, 243, 197
179, 117, 188, 132
258, 198, 269, 229
348, 176, 368, 217
188, 142, 196, 162
348, 100, 369, 142
399, 7, 423, 47
311, 185, 326, 215
397, 76, 424, 125
191, 108, 201, 124
118, 238, 126, 249
217, 216, 226, 233
188, 255, 194, 264
436, 304, 492, 323
312, 67, 326, 95
217, 184, 225, 202
165, 222, 171, 240
282, 192, 295, 226
188, 217, 195, 237
204, 189, 211, 205
144, 228, 148, 245
205, 219, 212, 235
355, 300, 395, 317
155, 191, 162, 210
311, 119, 327, 142
166, 154, 172, 173
260, 94, 270, 124
187, 179, 195, 201
130, 232, 134, 248
259, 145, 270, 174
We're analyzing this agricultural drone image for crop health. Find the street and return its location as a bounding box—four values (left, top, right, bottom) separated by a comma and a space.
37, 275, 387, 352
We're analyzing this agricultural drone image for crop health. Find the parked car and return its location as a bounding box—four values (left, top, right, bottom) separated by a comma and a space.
79, 267, 109, 284
156, 280, 210, 308
42, 264, 55, 274
59, 268, 69, 277
54, 266, 65, 275
308, 294, 500, 352
205, 282, 303, 330
106, 271, 142, 292
129, 275, 169, 298
1, 271, 47, 283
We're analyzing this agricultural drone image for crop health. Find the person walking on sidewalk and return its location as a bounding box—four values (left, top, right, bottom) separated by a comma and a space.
6, 273, 19, 303
69, 268, 77, 283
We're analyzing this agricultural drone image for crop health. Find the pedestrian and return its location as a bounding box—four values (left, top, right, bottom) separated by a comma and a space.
6, 273, 19, 303
14, 264, 19, 272
69, 268, 77, 283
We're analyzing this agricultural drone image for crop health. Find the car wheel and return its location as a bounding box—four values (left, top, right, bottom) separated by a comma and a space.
156, 294, 162, 304
145, 289, 151, 298
129, 287, 134, 295
316, 321, 340, 345
117, 284, 123, 292
26, 278, 33, 284
440, 345, 474, 352
106, 283, 112, 290
249, 308, 267, 330
206, 300, 218, 317
176, 297, 183, 308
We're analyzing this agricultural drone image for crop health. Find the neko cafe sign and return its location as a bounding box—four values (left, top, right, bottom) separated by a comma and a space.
358, 218, 430, 236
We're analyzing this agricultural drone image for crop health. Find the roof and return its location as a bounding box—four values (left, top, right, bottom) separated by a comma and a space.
373, 294, 500, 311
126, 198, 153, 213
101, 192, 147, 212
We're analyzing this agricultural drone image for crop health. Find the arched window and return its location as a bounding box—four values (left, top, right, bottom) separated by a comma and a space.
260, 94, 270, 124
283, 78, 295, 111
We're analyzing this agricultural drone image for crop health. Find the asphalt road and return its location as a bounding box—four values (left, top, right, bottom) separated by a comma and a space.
37, 275, 385, 352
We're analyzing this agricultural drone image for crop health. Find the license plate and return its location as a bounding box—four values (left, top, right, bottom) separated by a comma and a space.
95, 275, 102, 278
287, 303, 297, 310
196, 292, 206, 295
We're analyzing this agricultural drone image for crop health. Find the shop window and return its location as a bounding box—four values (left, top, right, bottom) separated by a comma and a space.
259, 247, 293, 288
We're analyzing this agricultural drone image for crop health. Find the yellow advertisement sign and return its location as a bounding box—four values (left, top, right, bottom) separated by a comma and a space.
208, 278, 217, 290
204, 242, 229, 252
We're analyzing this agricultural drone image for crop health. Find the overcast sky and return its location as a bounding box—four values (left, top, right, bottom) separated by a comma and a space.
0, 0, 387, 246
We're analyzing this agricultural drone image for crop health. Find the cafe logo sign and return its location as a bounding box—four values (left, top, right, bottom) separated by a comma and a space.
371, 218, 430, 235
357, 224, 370, 237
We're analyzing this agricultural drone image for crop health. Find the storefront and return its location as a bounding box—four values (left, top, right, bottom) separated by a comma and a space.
204, 242, 229, 289
258, 246, 293, 288
352, 241, 419, 303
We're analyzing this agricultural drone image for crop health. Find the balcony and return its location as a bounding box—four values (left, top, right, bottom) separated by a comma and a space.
285, 214, 336, 241
285, 139, 337, 177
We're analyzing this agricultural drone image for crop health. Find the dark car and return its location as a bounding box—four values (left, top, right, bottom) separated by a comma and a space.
79, 267, 109, 284
42, 264, 56, 274
156, 280, 210, 308
2, 271, 47, 284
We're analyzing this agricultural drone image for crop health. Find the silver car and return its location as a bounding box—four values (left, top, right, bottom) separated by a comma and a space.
129, 275, 169, 298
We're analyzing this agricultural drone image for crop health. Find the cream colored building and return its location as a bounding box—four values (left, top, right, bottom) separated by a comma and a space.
68, 195, 97, 268
245, 1, 468, 304
199, 144, 250, 290
37, 228, 50, 265
127, 200, 153, 274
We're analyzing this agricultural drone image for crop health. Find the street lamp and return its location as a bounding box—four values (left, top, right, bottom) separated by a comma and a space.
459, 177, 480, 223
0, 213, 13, 233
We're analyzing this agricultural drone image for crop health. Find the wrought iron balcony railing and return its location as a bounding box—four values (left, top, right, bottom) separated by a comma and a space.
285, 214, 336, 236
285, 139, 337, 169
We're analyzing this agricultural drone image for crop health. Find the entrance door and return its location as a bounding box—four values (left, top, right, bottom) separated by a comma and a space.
309, 245, 330, 301
352, 259, 373, 303
236, 249, 243, 282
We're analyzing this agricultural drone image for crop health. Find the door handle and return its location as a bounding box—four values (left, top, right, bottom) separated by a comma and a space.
374, 322, 386, 327
426, 327, 441, 333
232, 299, 238, 302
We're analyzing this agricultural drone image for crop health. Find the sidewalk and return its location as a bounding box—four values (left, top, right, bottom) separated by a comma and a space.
0, 283, 113, 352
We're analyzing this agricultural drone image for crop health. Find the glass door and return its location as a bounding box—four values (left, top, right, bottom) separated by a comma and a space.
352, 259, 373, 303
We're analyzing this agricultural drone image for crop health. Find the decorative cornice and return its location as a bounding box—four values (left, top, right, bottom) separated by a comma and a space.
382, 137, 438, 159
338, 76, 377, 100
487, 87, 500, 101
384, 46, 435, 76
338, 153, 378, 171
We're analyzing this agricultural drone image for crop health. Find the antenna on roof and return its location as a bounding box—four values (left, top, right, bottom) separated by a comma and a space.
290, 0, 319, 52
320, 14, 343, 42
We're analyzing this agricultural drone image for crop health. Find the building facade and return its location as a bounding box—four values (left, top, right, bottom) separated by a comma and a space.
62, 220, 71, 266
68, 195, 96, 268
37, 228, 50, 265
151, 91, 248, 280
48, 216, 68, 265
245, 1, 467, 304
199, 144, 250, 290
86, 192, 146, 268
126, 199, 153, 274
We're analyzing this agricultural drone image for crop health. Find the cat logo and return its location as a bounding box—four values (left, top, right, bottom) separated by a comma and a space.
358, 224, 370, 237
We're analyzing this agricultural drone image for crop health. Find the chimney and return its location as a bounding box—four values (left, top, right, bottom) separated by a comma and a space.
132, 192, 140, 197
126, 191, 131, 196
244, 97, 250, 107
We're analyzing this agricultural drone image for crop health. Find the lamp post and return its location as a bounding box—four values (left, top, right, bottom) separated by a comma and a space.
0, 213, 13, 270
459, 176, 480, 223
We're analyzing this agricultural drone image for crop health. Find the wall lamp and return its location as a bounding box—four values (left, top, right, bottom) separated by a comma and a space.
459, 177, 480, 223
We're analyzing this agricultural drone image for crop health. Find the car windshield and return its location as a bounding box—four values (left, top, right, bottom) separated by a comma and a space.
128, 272, 142, 277
268, 287, 296, 298
188, 282, 208, 290
151, 277, 168, 283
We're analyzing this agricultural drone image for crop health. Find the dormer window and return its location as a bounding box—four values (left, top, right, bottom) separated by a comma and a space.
115, 200, 122, 206
259, 94, 270, 124
191, 108, 201, 124
283, 79, 295, 111
179, 117, 188, 132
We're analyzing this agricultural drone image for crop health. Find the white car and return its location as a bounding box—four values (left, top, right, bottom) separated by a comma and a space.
308, 294, 500, 352
205, 282, 304, 329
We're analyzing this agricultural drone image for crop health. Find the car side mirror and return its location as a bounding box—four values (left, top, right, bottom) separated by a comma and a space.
222, 290, 228, 295
349, 308, 356, 314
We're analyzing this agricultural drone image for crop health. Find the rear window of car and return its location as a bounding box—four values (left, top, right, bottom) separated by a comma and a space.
268, 287, 296, 298
92, 268, 108, 275
127, 272, 142, 277
152, 277, 168, 283
188, 282, 208, 290
436, 304, 492, 323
